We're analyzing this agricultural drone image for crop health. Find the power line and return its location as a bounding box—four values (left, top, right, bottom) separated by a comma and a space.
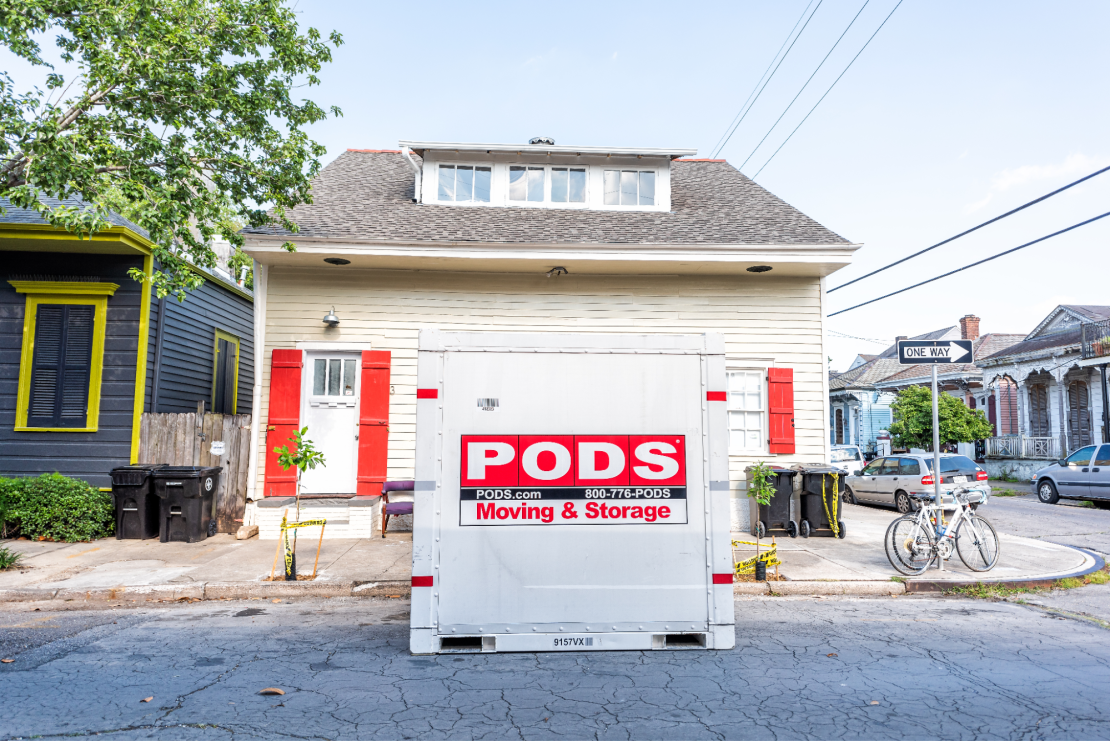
828, 162, 1110, 293
710, 0, 824, 159
828, 210, 1110, 317
739, 1, 871, 172
708, 2, 816, 159
828, 329, 891, 345
754, 0, 903, 178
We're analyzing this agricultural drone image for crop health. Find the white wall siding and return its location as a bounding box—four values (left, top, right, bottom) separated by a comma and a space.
254, 268, 828, 497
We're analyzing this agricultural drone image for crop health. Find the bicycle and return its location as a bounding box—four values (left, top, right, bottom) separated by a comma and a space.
884, 487, 1000, 576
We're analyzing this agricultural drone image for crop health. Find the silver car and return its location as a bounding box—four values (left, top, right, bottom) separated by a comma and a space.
831, 445, 865, 475
845, 453, 992, 514
1031, 444, 1110, 508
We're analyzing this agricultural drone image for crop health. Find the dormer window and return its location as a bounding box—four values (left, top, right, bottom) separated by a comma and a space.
438, 165, 491, 202
551, 168, 586, 203
604, 170, 655, 206
508, 166, 545, 202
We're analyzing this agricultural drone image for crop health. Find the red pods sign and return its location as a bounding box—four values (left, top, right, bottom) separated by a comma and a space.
459, 435, 687, 526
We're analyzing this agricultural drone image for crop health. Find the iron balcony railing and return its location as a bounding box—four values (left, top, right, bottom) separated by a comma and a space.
1082, 318, 1110, 360
984, 435, 1060, 460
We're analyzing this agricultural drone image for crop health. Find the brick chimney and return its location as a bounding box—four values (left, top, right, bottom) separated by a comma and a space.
959, 315, 980, 341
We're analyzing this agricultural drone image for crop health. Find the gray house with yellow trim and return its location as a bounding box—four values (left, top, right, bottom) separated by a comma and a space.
0, 199, 254, 488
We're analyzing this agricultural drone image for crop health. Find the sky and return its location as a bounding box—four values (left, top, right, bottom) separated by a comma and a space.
6, 1, 1109, 370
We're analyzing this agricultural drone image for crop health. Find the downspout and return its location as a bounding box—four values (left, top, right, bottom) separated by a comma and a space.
401, 146, 422, 203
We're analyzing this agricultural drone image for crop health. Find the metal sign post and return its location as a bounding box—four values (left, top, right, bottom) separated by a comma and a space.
897, 339, 975, 572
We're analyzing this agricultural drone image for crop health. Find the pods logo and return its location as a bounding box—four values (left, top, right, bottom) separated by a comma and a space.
460, 435, 686, 487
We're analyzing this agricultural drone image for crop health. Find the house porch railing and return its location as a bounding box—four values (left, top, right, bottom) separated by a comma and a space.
984, 436, 1059, 460
1081, 318, 1110, 360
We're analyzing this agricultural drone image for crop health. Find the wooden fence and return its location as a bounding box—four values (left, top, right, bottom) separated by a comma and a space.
138, 412, 253, 533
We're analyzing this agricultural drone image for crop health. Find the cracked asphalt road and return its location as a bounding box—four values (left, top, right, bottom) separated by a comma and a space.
2, 595, 1109, 740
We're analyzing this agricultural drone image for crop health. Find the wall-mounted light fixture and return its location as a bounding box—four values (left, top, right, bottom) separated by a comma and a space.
746, 265, 773, 273
322, 307, 340, 327
546, 266, 569, 278
324, 257, 351, 266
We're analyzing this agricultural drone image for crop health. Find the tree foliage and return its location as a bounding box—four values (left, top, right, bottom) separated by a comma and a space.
888, 386, 994, 450
0, 0, 342, 297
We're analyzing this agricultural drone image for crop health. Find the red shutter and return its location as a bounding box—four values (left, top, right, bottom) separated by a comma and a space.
264, 349, 303, 497
767, 367, 795, 455
357, 350, 391, 497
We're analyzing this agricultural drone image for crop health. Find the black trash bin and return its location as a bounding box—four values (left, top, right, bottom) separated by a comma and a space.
111, 464, 166, 540
799, 466, 847, 539
152, 467, 221, 543
746, 466, 799, 538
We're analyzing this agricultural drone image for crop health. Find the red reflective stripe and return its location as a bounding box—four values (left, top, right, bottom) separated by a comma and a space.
416, 389, 438, 399
712, 573, 734, 584
706, 391, 727, 402
411, 576, 434, 587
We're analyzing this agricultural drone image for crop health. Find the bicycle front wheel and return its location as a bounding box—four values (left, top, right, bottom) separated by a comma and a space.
886, 514, 936, 576
956, 514, 1000, 572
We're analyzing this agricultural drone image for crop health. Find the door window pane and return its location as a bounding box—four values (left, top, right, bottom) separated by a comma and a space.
568, 168, 586, 202
313, 359, 327, 395
899, 459, 920, 476
638, 171, 655, 205
342, 360, 357, 396
456, 166, 473, 201
603, 170, 620, 205
328, 359, 342, 396
527, 167, 545, 202
437, 165, 455, 201
1066, 446, 1096, 465
1095, 446, 1110, 466
474, 167, 491, 202
880, 459, 900, 476
862, 459, 884, 476
620, 170, 638, 205
509, 167, 527, 201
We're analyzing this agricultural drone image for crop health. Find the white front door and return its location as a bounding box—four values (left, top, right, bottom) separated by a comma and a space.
300, 353, 360, 495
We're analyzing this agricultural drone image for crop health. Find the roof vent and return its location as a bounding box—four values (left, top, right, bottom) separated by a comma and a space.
529, 137, 555, 146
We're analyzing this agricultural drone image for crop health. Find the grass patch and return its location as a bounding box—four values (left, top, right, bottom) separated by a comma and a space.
1076, 501, 1096, 509
0, 545, 23, 570
994, 488, 1024, 497
890, 576, 905, 584
946, 568, 1110, 599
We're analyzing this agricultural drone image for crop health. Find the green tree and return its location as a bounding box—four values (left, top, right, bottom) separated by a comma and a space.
0, 0, 342, 297
888, 386, 994, 450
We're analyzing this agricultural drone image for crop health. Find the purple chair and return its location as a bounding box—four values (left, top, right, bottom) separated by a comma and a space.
381, 481, 415, 538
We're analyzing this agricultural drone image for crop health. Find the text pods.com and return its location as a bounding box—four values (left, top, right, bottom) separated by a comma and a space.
459, 435, 687, 526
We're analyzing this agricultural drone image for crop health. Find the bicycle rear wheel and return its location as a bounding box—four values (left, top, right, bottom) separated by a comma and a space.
886, 514, 936, 576
956, 514, 1000, 572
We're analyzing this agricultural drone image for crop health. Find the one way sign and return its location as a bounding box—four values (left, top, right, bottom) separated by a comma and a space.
897, 339, 974, 364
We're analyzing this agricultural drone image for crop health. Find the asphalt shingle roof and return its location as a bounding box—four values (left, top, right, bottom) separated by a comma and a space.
879, 333, 1025, 383
0, 197, 148, 239
980, 305, 1110, 361
242, 151, 850, 246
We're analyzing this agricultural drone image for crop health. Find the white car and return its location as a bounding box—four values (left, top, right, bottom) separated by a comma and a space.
831, 445, 865, 476
844, 453, 991, 514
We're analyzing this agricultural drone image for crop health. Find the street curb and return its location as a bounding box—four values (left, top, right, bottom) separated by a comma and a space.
0, 580, 412, 604
768, 581, 906, 596
903, 545, 1106, 593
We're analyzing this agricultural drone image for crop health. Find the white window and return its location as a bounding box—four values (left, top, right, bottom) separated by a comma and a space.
509, 166, 545, 202
551, 168, 586, 203
312, 358, 358, 397
438, 165, 491, 202
603, 169, 655, 206
727, 370, 764, 452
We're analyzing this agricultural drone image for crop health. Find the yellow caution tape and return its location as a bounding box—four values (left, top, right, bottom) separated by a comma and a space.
279, 514, 327, 579
823, 473, 840, 538
731, 539, 781, 574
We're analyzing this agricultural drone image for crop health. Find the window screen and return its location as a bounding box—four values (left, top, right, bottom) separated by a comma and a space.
727, 371, 763, 451
27, 304, 95, 428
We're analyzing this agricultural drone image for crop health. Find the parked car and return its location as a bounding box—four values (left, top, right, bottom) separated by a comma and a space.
831, 444, 866, 475
1031, 444, 1110, 508
844, 453, 991, 514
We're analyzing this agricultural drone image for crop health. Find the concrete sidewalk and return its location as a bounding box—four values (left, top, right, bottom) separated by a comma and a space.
0, 502, 1097, 604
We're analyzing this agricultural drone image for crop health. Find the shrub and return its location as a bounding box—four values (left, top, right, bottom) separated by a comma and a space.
0, 545, 22, 570
0, 474, 114, 542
